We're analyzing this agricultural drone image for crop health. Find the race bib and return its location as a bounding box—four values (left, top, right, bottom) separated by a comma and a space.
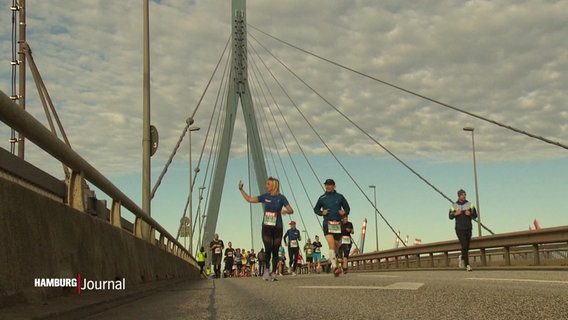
341, 236, 351, 245
290, 240, 298, 248
306, 248, 313, 254
214, 248, 221, 254
328, 220, 341, 234
227, 252, 233, 257
315, 247, 321, 253
263, 211, 277, 226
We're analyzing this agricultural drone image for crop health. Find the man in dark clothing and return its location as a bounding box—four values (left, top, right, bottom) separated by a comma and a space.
209, 233, 224, 278
283, 221, 302, 275
449, 189, 478, 271
338, 215, 354, 275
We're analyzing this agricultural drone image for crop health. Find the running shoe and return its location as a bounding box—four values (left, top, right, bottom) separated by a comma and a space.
458, 255, 464, 269
271, 273, 278, 281
466, 265, 473, 272
334, 266, 342, 277
262, 269, 270, 281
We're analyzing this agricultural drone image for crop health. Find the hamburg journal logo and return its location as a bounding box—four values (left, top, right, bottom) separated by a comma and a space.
34, 274, 126, 294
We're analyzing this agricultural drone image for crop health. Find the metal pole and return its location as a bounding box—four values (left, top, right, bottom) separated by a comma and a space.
369, 185, 378, 251
196, 186, 206, 250
188, 125, 200, 255
17, 0, 26, 158
464, 127, 482, 237
142, 0, 152, 241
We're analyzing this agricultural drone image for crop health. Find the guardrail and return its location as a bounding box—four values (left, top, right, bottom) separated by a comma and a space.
349, 226, 568, 271
0, 90, 193, 263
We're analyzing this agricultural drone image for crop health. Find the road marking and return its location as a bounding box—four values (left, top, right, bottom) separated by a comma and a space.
468, 278, 568, 285
298, 282, 424, 290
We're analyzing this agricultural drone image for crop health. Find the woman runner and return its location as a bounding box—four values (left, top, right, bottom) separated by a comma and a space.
239, 177, 294, 281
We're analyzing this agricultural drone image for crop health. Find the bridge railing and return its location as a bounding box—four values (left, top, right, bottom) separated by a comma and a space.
0, 90, 192, 263
349, 226, 568, 271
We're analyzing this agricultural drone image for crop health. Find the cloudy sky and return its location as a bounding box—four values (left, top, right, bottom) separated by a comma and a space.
1, 1, 567, 253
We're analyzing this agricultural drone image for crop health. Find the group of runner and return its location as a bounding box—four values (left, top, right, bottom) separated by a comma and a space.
210, 178, 478, 280
238, 177, 353, 280
209, 234, 266, 278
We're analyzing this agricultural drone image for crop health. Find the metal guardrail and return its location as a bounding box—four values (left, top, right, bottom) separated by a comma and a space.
349, 226, 568, 270
0, 90, 193, 262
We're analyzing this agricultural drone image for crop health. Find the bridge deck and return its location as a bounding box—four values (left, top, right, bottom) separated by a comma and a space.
3, 269, 567, 319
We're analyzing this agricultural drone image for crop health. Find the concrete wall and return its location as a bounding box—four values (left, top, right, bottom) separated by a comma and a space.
0, 176, 199, 307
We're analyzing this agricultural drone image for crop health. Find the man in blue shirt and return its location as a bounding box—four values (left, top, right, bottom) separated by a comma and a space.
313, 179, 350, 276
284, 221, 302, 275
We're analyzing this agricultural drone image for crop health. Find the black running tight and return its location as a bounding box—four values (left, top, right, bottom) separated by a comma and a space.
261, 226, 283, 273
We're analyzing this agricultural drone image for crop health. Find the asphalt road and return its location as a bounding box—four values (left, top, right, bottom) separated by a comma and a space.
3, 269, 566, 320
77, 269, 567, 320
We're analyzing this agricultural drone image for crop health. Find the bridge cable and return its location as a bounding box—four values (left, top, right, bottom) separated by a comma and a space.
248, 55, 313, 240
174, 36, 231, 242
249, 42, 325, 235
152, 35, 231, 200
249, 29, 498, 235
252, 32, 497, 236
249, 34, 409, 245
248, 24, 568, 152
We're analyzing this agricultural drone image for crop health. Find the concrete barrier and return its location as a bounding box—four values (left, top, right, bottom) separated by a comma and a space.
0, 176, 199, 307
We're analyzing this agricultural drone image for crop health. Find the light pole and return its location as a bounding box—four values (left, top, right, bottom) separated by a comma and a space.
195, 186, 206, 251
463, 127, 482, 237
188, 123, 200, 254
369, 185, 378, 251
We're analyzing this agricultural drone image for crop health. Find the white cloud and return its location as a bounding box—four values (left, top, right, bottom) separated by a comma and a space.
1, 1, 566, 247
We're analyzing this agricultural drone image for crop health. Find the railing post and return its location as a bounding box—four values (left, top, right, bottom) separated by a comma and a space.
110, 199, 122, 228
480, 248, 487, 266
159, 234, 166, 249
67, 170, 86, 212
416, 254, 421, 268
504, 247, 511, 266
532, 244, 540, 265
134, 217, 143, 238
444, 252, 449, 267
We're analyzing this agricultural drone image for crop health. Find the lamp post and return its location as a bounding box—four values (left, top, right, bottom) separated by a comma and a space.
188, 123, 200, 254
463, 127, 482, 237
369, 185, 378, 251
195, 186, 206, 251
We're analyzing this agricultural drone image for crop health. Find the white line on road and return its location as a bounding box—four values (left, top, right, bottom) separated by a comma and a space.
468, 277, 568, 285
298, 282, 424, 290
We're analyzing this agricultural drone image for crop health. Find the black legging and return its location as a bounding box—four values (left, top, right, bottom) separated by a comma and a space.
456, 228, 472, 266
288, 247, 299, 270
262, 225, 283, 273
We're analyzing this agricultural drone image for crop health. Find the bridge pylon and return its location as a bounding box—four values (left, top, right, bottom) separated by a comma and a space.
201, 0, 267, 252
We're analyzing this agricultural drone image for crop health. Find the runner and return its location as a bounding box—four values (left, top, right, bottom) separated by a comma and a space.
338, 215, 354, 275
277, 245, 286, 276
234, 248, 243, 277
223, 241, 235, 278
248, 249, 258, 276
209, 233, 224, 279
313, 179, 350, 276
283, 221, 302, 275
312, 235, 323, 273
238, 177, 294, 281
303, 238, 314, 273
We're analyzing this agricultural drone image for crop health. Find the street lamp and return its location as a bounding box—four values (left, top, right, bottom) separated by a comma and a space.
195, 186, 206, 251
369, 185, 378, 251
463, 127, 482, 237
188, 123, 200, 254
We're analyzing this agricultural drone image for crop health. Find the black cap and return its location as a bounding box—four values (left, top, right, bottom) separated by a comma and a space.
324, 179, 335, 185
457, 189, 466, 196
